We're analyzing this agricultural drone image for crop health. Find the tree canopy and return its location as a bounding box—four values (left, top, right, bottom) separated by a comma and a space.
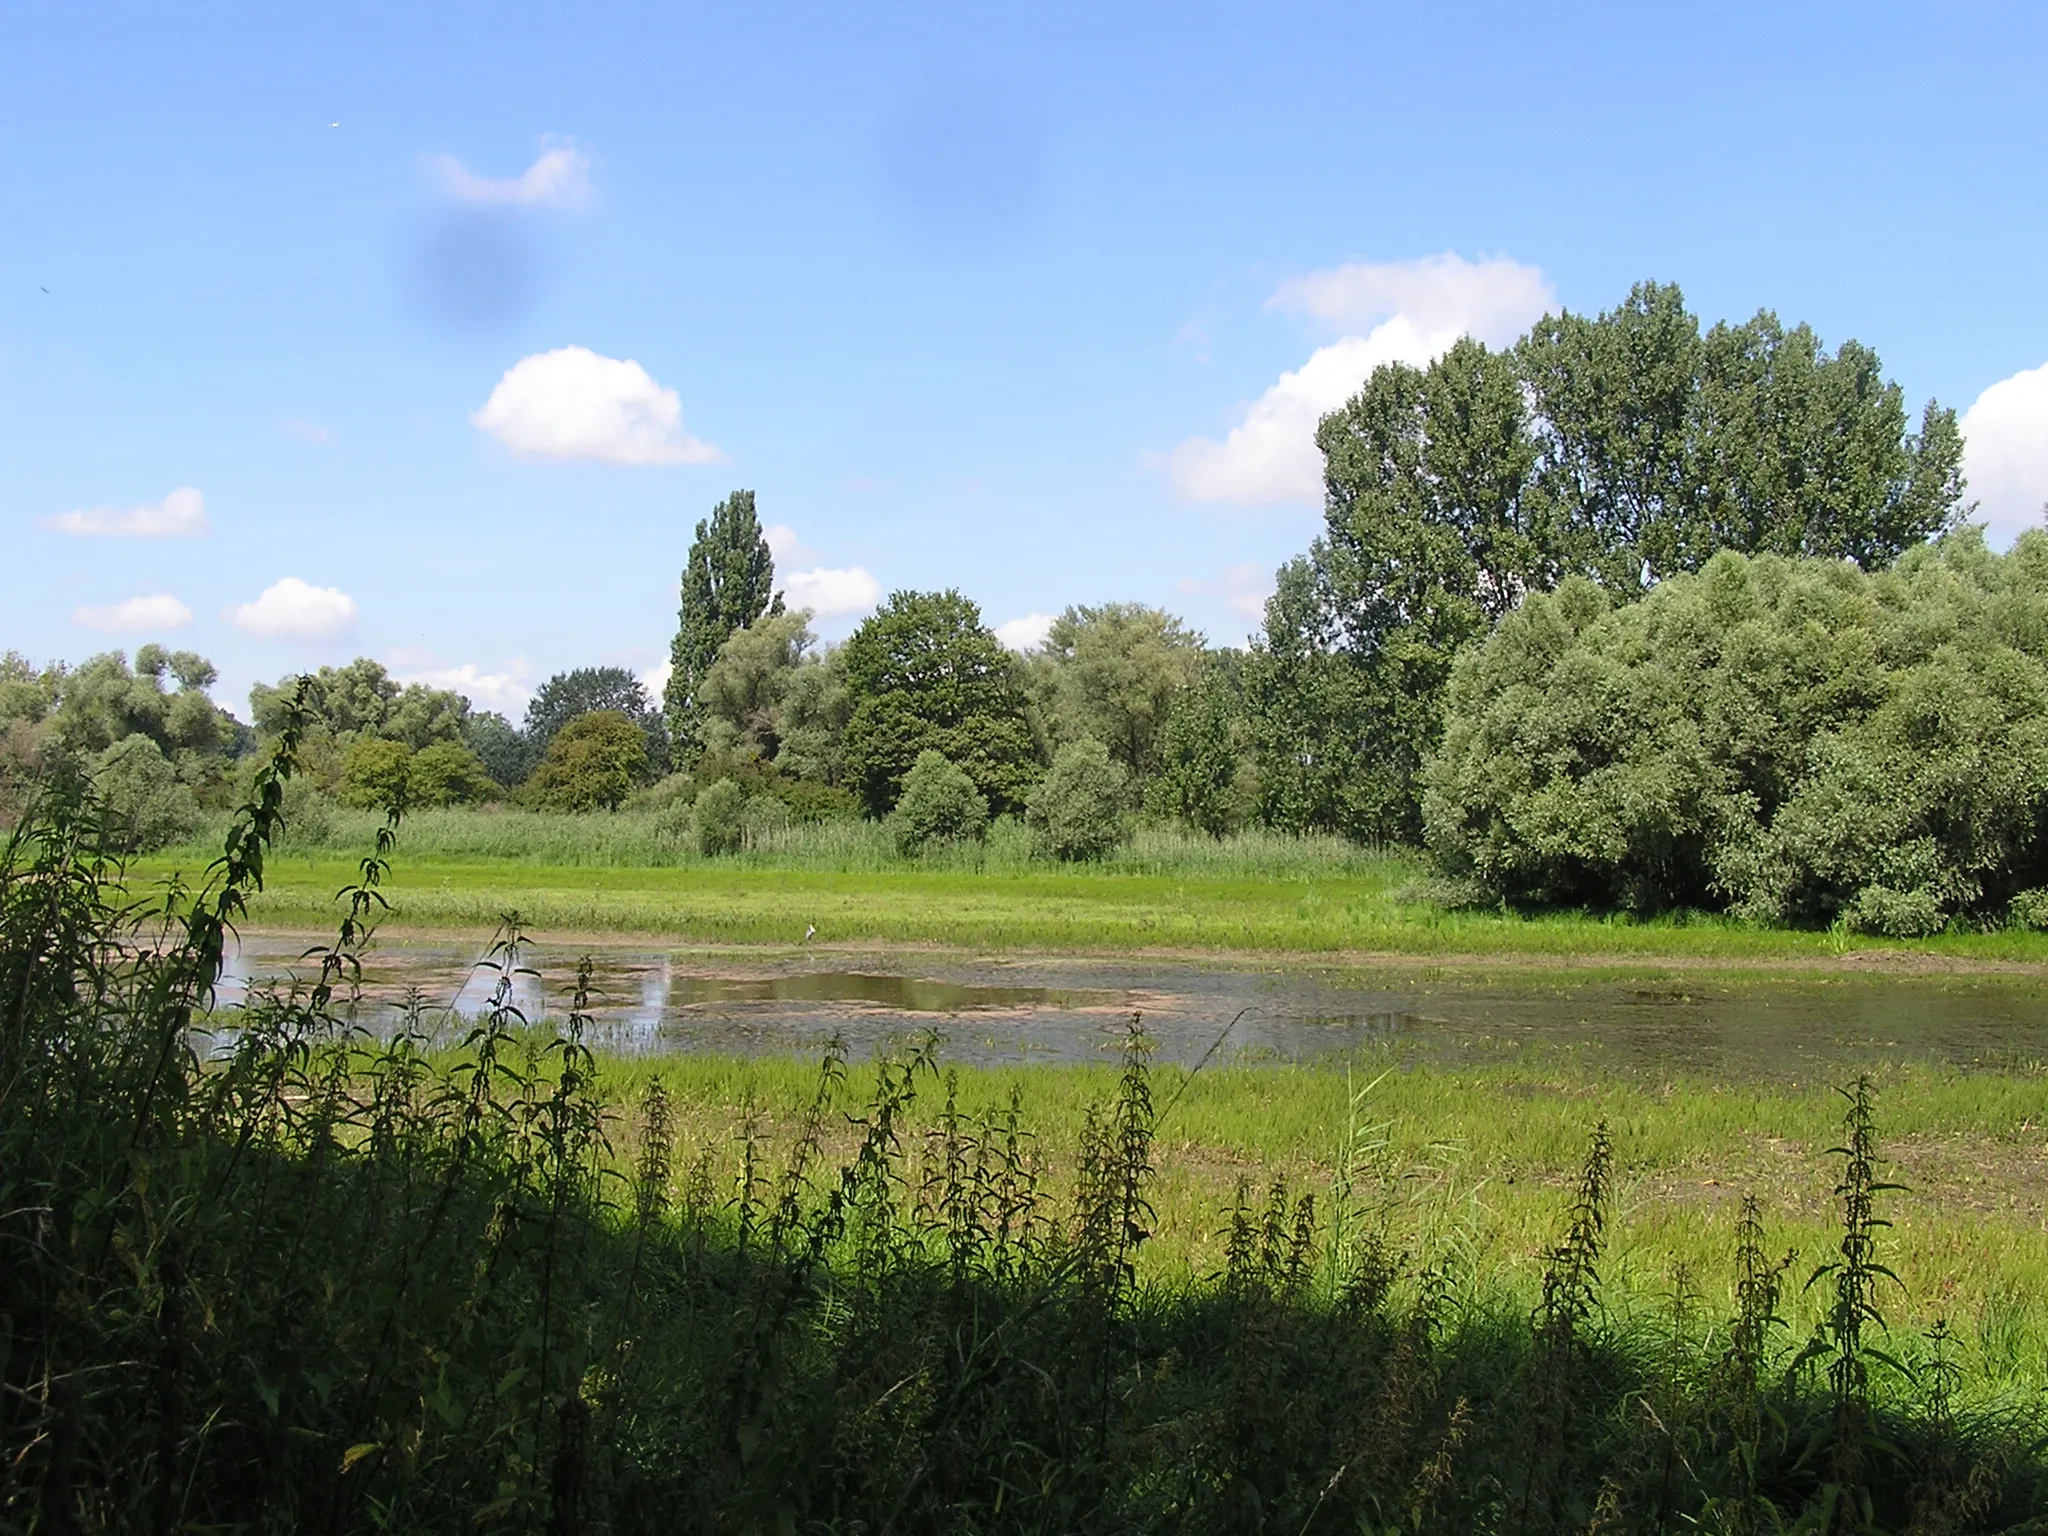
522, 710, 652, 812
251, 659, 468, 751
1026, 604, 1204, 787
1254, 280, 1969, 842
841, 590, 1040, 816
524, 666, 668, 773
665, 489, 782, 752
1424, 533, 2048, 934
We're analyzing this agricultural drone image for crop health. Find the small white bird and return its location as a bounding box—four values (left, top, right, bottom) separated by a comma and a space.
804, 924, 816, 942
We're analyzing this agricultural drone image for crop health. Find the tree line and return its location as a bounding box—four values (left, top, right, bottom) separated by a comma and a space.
9, 278, 2038, 929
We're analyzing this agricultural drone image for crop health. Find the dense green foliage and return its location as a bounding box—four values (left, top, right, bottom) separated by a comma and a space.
91, 733, 203, 851
6, 766, 2044, 1531
887, 747, 989, 852
462, 708, 531, 786
338, 737, 499, 811
688, 775, 747, 854
842, 589, 1039, 816
522, 709, 652, 811
1025, 603, 1204, 784
1027, 737, 1131, 860
252, 656, 469, 750
664, 488, 782, 752
689, 608, 850, 792
338, 735, 413, 808
1148, 659, 1249, 836
1, 647, 244, 830
408, 738, 500, 807
523, 665, 669, 773
1252, 283, 1968, 843
1425, 534, 2048, 934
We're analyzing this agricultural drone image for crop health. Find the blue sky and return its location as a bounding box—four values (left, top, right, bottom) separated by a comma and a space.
5, 0, 2046, 721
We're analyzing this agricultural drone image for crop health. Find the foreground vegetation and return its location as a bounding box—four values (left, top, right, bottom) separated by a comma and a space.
10, 730, 2048, 1531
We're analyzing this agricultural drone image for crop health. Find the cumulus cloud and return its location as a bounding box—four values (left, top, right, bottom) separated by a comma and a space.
395, 661, 533, 715
71, 593, 194, 632
472, 346, 724, 465
783, 566, 883, 618
1179, 563, 1276, 624
1167, 253, 1555, 506
47, 486, 210, 538
426, 136, 592, 207
1962, 360, 2048, 546
1269, 253, 1556, 342
994, 613, 1056, 651
639, 660, 674, 701
764, 523, 821, 567
226, 577, 358, 642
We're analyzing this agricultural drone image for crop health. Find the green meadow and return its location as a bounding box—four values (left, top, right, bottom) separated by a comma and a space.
132, 808, 2048, 964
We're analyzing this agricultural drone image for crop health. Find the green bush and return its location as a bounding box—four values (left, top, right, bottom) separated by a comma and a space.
2009, 888, 2048, 931
888, 748, 989, 854
408, 740, 498, 807
1424, 533, 2048, 933
523, 710, 651, 812
691, 776, 747, 855
1027, 738, 1130, 860
337, 737, 412, 810
91, 734, 200, 852
742, 791, 792, 846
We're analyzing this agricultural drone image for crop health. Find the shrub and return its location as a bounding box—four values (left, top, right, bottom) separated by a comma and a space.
692, 776, 746, 855
2009, 887, 2048, 931
523, 710, 651, 812
1027, 737, 1130, 860
337, 736, 412, 809
91, 734, 200, 852
408, 740, 498, 807
888, 748, 989, 854
1424, 533, 2048, 928
742, 791, 792, 846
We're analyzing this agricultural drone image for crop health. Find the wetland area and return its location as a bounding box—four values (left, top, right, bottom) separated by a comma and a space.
219, 931, 2048, 1080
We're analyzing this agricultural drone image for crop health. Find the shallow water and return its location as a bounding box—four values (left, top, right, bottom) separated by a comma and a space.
214, 935, 2048, 1079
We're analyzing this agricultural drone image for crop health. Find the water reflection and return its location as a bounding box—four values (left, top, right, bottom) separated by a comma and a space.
207, 934, 2048, 1077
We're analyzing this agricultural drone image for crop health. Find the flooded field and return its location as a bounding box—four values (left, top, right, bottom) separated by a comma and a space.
214, 934, 2048, 1079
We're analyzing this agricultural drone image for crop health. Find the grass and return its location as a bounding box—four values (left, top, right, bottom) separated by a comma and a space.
13, 724, 2048, 1530
132, 808, 2048, 963
596, 1049, 2048, 1390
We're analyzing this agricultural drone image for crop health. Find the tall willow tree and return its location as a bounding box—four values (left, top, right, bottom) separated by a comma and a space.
664, 489, 782, 759
1249, 281, 1969, 843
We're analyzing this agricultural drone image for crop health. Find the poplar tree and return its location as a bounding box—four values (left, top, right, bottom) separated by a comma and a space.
664, 490, 782, 758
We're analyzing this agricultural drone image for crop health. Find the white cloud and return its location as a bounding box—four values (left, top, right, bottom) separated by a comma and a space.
226, 577, 358, 642
472, 345, 724, 465
71, 593, 193, 632
47, 486, 210, 538
995, 612, 1056, 651
764, 523, 821, 566
782, 566, 883, 618
639, 660, 674, 702
395, 661, 533, 715
1269, 253, 1556, 343
1179, 562, 1275, 624
426, 136, 592, 207
1167, 253, 1555, 506
1962, 360, 2048, 546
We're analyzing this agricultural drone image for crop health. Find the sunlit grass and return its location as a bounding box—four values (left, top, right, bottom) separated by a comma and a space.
587, 1048, 2048, 1389
133, 840, 2048, 963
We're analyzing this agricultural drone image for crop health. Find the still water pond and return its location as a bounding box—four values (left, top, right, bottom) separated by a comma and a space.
216, 936, 2048, 1079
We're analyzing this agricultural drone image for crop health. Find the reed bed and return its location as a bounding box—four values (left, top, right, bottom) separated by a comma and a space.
8, 718, 2047, 1532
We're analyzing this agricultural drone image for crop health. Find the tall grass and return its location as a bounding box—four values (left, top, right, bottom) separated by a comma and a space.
175, 801, 1400, 878
8, 735, 2047, 1531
